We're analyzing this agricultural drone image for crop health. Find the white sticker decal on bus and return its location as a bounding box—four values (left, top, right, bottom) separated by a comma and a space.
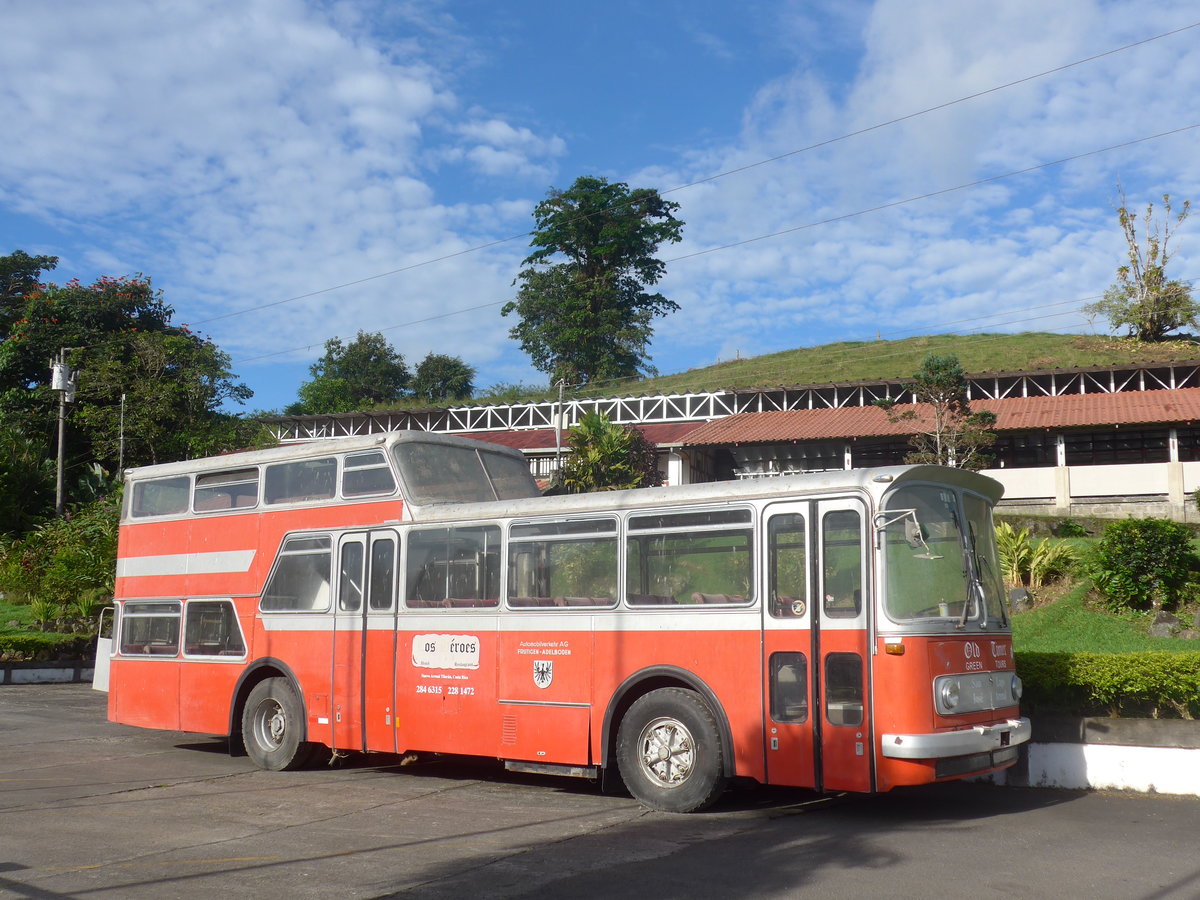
412, 634, 480, 670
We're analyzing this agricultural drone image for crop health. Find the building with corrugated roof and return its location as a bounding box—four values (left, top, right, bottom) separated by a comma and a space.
261, 359, 1200, 521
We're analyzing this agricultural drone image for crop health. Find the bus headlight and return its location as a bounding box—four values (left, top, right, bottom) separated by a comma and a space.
939, 680, 960, 711
1011, 674, 1023, 702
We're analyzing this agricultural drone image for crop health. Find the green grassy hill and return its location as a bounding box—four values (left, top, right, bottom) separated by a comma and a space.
607, 333, 1200, 397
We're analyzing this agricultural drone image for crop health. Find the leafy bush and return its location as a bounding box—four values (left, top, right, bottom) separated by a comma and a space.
1088, 518, 1199, 612
552, 412, 662, 493
1028, 539, 1078, 589
1018, 650, 1200, 719
0, 492, 120, 608
996, 522, 1032, 588
996, 521, 1077, 590
27, 597, 62, 631
1054, 519, 1089, 538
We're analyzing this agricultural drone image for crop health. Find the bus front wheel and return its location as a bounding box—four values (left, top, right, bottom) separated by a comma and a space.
616, 687, 727, 813
242, 677, 316, 771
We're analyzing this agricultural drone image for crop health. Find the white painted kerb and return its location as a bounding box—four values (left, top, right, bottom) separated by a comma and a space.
991, 742, 1200, 797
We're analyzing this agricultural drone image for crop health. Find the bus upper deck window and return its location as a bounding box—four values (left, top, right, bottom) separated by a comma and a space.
264, 458, 338, 505
194, 468, 259, 512
342, 451, 396, 497
130, 476, 190, 518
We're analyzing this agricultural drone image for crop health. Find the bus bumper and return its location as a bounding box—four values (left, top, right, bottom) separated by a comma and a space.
880, 717, 1031, 759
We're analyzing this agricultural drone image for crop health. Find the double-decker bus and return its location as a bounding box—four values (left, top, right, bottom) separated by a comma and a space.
104, 431, 1029, 812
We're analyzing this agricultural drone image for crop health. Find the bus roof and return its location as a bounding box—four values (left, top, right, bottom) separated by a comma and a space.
122, 431, 531, 481
122, 431, 1000, 518
402, 462, 1003, 523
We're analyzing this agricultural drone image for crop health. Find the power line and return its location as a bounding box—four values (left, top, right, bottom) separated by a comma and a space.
665, 125, 1200, 264
231, 123, 1200, 366
197, 21, 1199, 328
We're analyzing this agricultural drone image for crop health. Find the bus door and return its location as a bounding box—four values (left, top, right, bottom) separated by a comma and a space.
815, 498, 872, 793
762, 503, 816, 789
333, 530, 399, 754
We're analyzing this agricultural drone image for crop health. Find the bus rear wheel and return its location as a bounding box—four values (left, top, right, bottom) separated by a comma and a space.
242, 677, 316, 771
616, 687, 727, 813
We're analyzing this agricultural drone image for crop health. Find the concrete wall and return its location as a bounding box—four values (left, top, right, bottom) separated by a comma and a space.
988, 461, 1200, 522
990, 717, 1200, 797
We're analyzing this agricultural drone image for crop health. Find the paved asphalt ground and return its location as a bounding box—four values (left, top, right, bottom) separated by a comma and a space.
2, 684, 1199, 899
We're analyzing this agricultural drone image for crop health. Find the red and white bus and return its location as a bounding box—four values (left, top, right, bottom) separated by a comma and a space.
104, 431, 1029, 812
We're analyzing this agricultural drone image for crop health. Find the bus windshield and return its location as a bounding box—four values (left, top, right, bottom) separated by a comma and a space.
880, 483, 1002, 627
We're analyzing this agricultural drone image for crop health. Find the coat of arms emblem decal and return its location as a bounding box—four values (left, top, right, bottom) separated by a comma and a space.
533, 659, 553, 689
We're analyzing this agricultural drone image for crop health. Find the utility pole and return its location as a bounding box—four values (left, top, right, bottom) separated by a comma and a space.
50, 350, 79, 517
553, 378, 567, 473
118, 392, 126, 478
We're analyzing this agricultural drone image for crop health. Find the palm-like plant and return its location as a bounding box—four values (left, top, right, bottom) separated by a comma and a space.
555, 413, 661, 493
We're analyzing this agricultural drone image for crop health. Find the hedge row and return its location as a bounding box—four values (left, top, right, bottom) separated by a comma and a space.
0, 633, 95, 663
1017, 650, 1200, 719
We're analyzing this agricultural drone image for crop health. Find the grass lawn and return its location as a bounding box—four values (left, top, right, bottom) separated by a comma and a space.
1011, 580, 1198, 653
0, 597, 36, 634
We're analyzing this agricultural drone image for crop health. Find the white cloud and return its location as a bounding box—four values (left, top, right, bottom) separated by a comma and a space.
639, 0, 1200, 379
0, 0, 565, 407
2, 0, 1198, 412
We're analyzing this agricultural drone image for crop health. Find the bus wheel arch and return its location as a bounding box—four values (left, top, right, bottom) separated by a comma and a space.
615, 686, 728, 812
228, 659, 307, 758
600, 667, 735, 799
241, 676, 319, 771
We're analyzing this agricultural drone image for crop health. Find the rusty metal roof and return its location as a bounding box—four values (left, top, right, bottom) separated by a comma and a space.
681, 387, 1200, 446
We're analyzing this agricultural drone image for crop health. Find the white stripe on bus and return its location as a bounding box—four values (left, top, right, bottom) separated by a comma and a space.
258, 609, 766, 633
116, 550, 256, 578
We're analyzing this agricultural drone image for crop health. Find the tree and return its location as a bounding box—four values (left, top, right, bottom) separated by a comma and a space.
71, 330, 259, 466
552, 412, 662, 493
289, 331, 410, 414
502, 175, 684, 385
878, 353, 997, 470
412, 353, 475, 404
0, 258, 257, 473
1084, 191, 1196, 341
1, 250, 57, 336
0, 424, 55, 536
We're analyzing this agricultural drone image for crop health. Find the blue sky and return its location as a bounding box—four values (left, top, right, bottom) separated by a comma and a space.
2, 0, 1199, 413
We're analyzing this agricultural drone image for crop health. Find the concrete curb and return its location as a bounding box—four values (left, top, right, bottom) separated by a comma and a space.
990, 716, 1200, 796
0, 661, 95, 685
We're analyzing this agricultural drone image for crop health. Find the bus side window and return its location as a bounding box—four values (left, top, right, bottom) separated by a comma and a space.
822, 510, 862, 618
507, 520, 617, 608
264, 458, 338, 505
768, 513, 807, 618
183, 600, 246, 657
343, 451, 396, 497
339, 541, 365, 612
369, 537, 396, 611
193, 468, 259, 512
769, 652, 808, 723
824, 653, 864, 727
406, 525, 500, 608
119, 601, 182, 656
130, 476, 190, 518
625, 509, 753, 606
261, 535, 333, 611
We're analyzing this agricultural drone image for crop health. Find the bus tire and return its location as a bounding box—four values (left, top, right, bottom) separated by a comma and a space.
242, 677, 316, 771
616, 687, 727, 813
